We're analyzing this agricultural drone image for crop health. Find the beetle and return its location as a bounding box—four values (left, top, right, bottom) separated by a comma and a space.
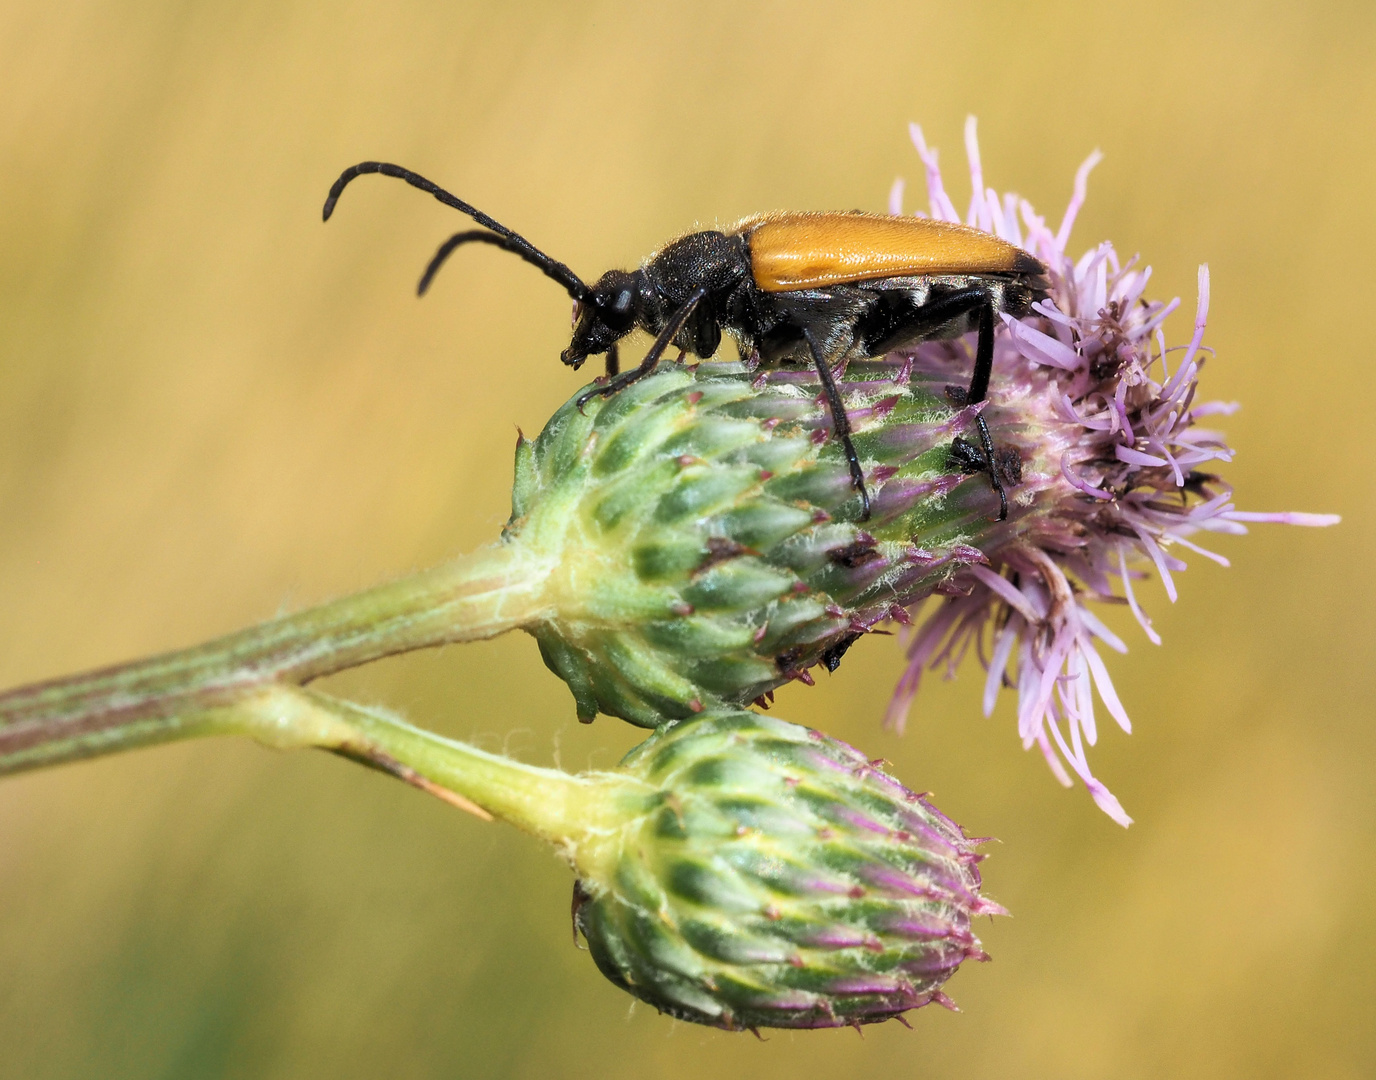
322, 161, 1049, 521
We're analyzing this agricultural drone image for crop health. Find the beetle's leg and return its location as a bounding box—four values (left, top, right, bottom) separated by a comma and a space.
576, 286, 707, 411
970, 299, 1009, 521
970, 419, 1008, 521
916, 288, 1010, 522
604, 342, 620, 377
949, 431, 1009, 522
967, 296, 995, 404
802, 327, 871, 521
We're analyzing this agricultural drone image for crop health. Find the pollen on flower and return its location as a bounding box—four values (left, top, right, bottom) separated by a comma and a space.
883, 117, 1340, 827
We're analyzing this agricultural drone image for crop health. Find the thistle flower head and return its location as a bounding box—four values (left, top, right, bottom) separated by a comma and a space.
881, 119, 1339, 825
571, 709, 998, 1030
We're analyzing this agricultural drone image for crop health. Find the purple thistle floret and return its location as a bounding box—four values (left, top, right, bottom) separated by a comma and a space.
883, 119, 1339, 826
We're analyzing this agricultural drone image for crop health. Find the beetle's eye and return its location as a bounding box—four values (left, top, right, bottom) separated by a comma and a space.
612, 288, 634, 317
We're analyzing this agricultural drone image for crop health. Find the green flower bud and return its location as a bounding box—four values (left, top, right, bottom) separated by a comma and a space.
509, 361, 996, 727
571, 709, 998, 1031
244, 694, 1000, 1031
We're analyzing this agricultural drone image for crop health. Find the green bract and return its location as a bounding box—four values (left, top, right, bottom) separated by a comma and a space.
509, 359, 1000, 727
572, 709, 997, 1030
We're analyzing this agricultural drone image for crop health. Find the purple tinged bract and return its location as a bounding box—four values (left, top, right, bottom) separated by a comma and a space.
572, 709, 1000, 1030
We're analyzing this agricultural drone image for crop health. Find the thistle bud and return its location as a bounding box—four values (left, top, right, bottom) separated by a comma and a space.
570, 709, 997, 1030
510, 362, 996, 728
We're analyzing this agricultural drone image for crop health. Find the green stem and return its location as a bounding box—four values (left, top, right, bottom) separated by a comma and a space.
235, 685, 645, 866
0, 539, 557, 776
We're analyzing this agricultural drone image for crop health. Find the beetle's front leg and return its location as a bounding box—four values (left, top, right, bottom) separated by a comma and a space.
576, 287, 708, 411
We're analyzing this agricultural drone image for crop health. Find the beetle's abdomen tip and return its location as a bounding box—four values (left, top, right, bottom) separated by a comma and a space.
1013, 250, 1046, 276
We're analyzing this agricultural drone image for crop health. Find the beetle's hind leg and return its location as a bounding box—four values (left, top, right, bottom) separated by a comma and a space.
951, 428, 1023, 523
971, 300, 1011, 521
951, 425, 1009, 522
801, 327, 871, 521
576, 287, 707, 411
939, 294, 1010, 522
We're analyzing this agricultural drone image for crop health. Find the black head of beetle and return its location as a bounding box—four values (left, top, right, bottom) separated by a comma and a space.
562, 229, 753, 373
322, 161, 1049, 523
564, 270, 639, 371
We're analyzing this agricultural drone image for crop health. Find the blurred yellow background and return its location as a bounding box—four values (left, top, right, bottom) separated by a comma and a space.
0, 1, 1369, 1077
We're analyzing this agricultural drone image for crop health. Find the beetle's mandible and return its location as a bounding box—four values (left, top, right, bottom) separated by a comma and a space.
322, 162, 1050, 521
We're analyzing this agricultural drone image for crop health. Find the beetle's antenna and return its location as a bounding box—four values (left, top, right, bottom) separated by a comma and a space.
417, 230, 566, 297
323, 161, 591, 302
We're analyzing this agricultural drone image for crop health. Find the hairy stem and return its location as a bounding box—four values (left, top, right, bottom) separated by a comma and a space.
0, 540, 557, 776
242, 687, 646, 852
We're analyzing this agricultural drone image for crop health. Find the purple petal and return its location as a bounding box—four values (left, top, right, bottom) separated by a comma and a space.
1004, 314, 1081, 369
1055, 148, 1103, 252
1115, 444, 1168, 467
1224, 511, 1341, 526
